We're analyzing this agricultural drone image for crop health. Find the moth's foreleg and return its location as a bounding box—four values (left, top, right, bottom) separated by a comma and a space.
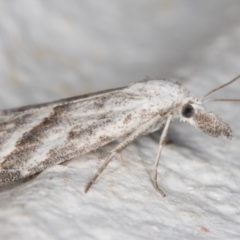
84, 114, 163, 193
152, 114, 172, 197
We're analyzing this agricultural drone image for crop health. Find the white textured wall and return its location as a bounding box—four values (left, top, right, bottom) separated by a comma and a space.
0, 1, 240, 239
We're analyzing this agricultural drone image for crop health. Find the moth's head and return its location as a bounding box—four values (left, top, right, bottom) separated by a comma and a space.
178, 75, 240, 139
179, 98, 233, 139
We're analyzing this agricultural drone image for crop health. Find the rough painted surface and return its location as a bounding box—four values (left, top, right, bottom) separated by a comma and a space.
0, 1, 240, 240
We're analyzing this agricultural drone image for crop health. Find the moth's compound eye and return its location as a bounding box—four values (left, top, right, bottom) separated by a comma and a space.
182, 104, 195, 118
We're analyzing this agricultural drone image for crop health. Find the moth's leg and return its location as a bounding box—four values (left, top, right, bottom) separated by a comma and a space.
118, 153, 124, 164
85, 114, 163, 193
152, 115, 172, 197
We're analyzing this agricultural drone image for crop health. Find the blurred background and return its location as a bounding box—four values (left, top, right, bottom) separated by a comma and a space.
0, 0, 240, 108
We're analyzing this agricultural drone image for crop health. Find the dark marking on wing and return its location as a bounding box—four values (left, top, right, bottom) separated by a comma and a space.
0, 170, 21, 184
123, 114, 132, 124
16, 105, 69, 147
2, 105, 70, 169
0, 87, 126, 114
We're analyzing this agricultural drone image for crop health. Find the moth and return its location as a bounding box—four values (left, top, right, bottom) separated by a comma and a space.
0, 76, 239, 196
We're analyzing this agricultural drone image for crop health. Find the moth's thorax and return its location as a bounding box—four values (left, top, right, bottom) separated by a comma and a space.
129, 79, 190, 114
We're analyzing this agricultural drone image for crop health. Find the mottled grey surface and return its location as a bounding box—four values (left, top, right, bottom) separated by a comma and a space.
0, 1, 240, 240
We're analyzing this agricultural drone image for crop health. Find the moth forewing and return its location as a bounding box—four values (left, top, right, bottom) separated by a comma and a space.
0, 80, 189, 190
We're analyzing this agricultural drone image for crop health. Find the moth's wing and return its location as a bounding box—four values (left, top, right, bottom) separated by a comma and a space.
0, 87, 126, 122
0, 86, 151, 183
0, 86, 130, 154
0, 87, 129, 139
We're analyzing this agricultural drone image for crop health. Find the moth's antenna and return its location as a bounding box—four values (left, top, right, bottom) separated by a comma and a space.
199, 74, 240, 100
204, 98, 240, 103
